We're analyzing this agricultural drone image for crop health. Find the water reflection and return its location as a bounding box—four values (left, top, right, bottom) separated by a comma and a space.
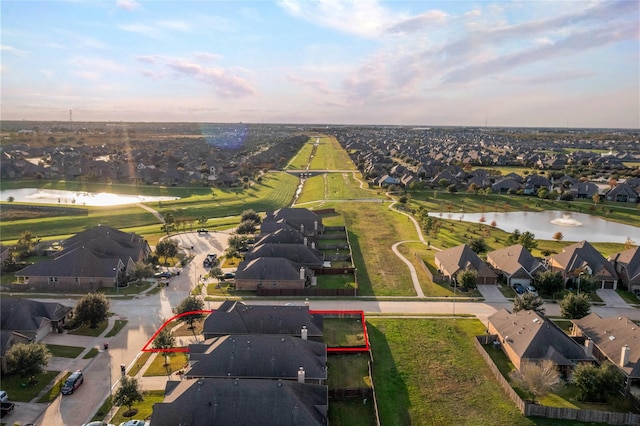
1, 188, 179, 206
429, 210, 639, 243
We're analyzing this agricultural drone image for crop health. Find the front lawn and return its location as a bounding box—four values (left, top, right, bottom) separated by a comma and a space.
110, 389, 165, 424
143, 353, 188, 376
46, 344, 84, 358
105, 319, 128, 338
68, 319, 108, 337
0, 370, 60, 402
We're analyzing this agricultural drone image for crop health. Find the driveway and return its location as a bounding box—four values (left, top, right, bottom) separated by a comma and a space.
597, 289, 631, 308
476, 285, 509, 303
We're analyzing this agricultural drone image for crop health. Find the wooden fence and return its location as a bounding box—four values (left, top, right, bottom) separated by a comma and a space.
474, 336, 640, 425
256, 287, 357, 297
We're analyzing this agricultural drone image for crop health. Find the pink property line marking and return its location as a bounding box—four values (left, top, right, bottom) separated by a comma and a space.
141, 309, 370, 353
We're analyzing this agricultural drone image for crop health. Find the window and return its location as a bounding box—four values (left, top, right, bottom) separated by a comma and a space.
75, 277, 80, 283
49, 276, 58, 283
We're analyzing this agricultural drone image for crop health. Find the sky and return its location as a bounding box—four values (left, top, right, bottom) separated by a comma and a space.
1, 0, 638, 128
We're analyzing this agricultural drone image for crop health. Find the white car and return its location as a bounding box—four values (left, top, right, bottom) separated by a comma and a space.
119, 421, 148, 426
0, 390, 7, 402
83, 422, 115, 426
525, 285, 539, 296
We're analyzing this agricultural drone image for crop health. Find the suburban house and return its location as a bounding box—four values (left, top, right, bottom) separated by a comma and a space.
434, 244, 498, 285
185, 334, 327, 383
608, 247, 640, 291
571, 313, 640, 397
548, 241, 618, 289
486, 244, 546, 287
14, 225, 150, 291
262, 208, 324, 238
202, 301, 323, 340
234, 257, 316, 291
605, 182, 639, 203
0, 298, 72, 341
254, 228, 311, 247
149, 378, 328, 426
488, 309, 593, 376
243, 243, 324, 268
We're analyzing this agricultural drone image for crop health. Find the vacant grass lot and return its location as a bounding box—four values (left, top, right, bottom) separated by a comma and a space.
296, 172, 381, 204
309, 136, 358, 171
368, 318, 532, 426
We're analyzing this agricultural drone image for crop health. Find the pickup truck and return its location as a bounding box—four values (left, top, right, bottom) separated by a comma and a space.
1, 401, 15, 417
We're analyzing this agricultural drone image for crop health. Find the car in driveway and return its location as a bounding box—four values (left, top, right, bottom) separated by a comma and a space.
61, 370, 83, 395
513, 283, 526, 295
0, 391, 7, 403
525, 285, 538, 296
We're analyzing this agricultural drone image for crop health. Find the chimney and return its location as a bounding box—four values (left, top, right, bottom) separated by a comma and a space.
584, 339, 593, 357
314, 220, 318, 231
621, 345, 630, 367
300, 224, 305, 234
311, 242, 316, 249
303, 237, 307, 246
301, 325, 308, 340
297, 367, 305, 383
300, 267, 305, 280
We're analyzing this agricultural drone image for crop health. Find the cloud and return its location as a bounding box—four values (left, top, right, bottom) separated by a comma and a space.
117, 0, 141, 12
1, 44, 28, 57
137, 55, 256, 98
286, 74, 335, 95
385, 10, 448, 35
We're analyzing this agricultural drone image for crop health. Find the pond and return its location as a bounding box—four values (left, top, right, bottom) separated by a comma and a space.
1, 188, 179, 206
428, 210, 640, 243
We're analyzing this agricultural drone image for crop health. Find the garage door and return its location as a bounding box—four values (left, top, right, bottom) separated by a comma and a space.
603, 281, 615, 289
511, 278, 531, 287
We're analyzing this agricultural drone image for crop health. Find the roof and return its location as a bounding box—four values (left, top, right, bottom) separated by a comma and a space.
255, 228, 308, 246
186, 334, 327, 380
244, 244, 323, 267
549, 240, 617, 280
203, 301, 323, 337
434, 244, 497, 278
235, 257, 307, 281
487, 244, 545, 277
263, 208, 324, 234
0, 298, 72, 334
609, 247, 640, 283
16, 247, 121, 278
61, 224, 149, 261
572, 313, 640, 378
489, 309, 592, 366
150, 378, 328, 426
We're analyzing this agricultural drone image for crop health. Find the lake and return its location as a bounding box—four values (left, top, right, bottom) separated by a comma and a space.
1, 188, 179, 206
428, 210, 640, 243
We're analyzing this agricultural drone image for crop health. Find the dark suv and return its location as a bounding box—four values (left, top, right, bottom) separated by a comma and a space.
61, 370, 83, 395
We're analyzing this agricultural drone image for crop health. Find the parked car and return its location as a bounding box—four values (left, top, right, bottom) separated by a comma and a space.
513, 283, 526, 295
154, 271, 172, 279
119, 420, 148, 426
525, 285, 538, 296
0, 401, 14, 418
0, 391, 7, 403
61, 370, 84, 395
83, 422, 115, 426
197, 228, 209, 234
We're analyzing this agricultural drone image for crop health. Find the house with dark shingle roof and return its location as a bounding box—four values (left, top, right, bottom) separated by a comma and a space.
486, 244, 546, 287
244, 243, 324, 268
202, 301, 323, 340
0, 298, 72, 342
548, 240, 618, 289
605, 182, 639, 203
234, 257, 315, 290
254, 228, 310, 247
185, 334, 327, 383
571, 313, 640, 396
488, 309, 593, 375
434, 244, 498, 285
149, 378, 328, 426
609, 247, 640, 291
263, 208, 324, 237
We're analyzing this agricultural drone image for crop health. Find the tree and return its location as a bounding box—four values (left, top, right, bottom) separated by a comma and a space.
513, 292, 545, 314
198, 216, 208, 226
130, 261, 154, 285
468, 237, 488, 254
152, 328, 176, 369
236, 220, 257, 234
74, 292, 110, 328
16, 230, 36, 254
518, 231, 538, 252
7, 196, 15, 202
156, 239, 179, 265
592, 193, 601, 205
175, 296, 205, 331
552, 232, 564, 242
5, 342, 51, 379
227, 234, 249, 253
509, 360, 559, 402
457, 269, 477, 290
447, 184, 458, 194
572, 362, 623, 402
535, 270, 564, 296
560, 292, 591, 319
208, 266, 223, 283
112, 376, 144, 416
240, 209, 262, 224
506, 229, 522, 246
